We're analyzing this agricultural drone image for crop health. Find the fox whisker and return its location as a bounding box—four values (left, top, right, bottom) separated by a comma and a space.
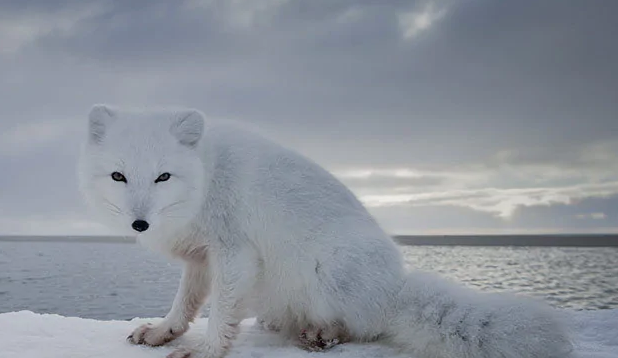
157, 200, 187, 214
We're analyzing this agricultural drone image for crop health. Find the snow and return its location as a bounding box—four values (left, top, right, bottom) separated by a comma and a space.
0, 310, 616, 358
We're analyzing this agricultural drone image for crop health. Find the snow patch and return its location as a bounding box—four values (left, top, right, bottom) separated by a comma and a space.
1, 310, 616, 358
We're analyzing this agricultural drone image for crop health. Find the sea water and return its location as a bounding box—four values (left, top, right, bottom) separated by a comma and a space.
1, 240, 616, 320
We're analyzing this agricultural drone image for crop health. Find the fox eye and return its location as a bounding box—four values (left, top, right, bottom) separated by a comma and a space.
155, 172, 171, 183
111, 172, 127, 183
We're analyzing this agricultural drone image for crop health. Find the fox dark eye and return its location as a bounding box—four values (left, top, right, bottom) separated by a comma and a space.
111, 172, 127, 183
155, 172, 171, 183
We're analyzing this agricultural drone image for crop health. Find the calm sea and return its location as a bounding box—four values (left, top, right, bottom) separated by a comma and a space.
0, 239, 617, 320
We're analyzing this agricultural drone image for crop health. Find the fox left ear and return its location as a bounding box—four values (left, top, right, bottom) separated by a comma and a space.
171, 110, 204, 148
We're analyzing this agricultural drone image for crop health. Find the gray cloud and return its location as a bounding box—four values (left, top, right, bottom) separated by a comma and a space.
369, 195, 618, 235
0, 0, 617, 235
363, 181, 618, 217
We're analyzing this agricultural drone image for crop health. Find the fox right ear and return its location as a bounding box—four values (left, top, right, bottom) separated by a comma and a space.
171, 110, 204, 148
88, 104, 116, 144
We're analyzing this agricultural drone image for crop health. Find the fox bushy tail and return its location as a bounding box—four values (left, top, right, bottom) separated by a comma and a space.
386, 271, 575, 358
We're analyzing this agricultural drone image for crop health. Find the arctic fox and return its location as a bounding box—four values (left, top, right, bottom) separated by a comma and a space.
77, 105, 573, 358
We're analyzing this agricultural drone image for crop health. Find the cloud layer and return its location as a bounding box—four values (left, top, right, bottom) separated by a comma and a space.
1, 0, 617, 235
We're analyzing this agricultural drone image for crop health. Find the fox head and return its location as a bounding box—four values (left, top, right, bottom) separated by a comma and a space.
77, 105, 207, 239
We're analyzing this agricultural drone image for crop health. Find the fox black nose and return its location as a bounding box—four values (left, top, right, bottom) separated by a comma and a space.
131, 220, 149, 232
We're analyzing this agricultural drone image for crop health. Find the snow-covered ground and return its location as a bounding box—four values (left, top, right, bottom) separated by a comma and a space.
1, 309, 616, 358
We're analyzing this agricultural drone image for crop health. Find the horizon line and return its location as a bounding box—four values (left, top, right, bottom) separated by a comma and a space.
1, 233, 617, 247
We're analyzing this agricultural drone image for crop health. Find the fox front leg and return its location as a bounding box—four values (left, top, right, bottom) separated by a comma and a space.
128, 260, 210, 347
170, 247, 257, 358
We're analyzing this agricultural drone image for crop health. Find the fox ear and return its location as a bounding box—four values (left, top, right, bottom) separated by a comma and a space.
88, 104, 116, 144
171, 110, 204, 148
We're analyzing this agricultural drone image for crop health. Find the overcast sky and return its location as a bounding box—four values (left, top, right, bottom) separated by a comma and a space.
1, 0, 617, 236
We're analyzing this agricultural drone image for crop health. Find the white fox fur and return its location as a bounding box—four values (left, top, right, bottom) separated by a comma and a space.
77, 105, 574, 358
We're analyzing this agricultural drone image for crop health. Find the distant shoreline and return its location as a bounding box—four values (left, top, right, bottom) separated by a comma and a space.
1, 234, 617, 247
393, 235, 618, 247
0, 235, 136, 244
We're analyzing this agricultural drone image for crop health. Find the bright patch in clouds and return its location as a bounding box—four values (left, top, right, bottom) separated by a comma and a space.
335, 168, 426, 179
398, 2, 447, 40
360, 182, 618, 218
576, 212, 607, 220
334, 139, 618, 224
335, 163, 618, 219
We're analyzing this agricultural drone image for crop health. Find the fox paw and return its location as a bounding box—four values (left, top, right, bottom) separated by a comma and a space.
127, 322, 187, 346
166, 347, 193, 358
297, 326, 343, 352
167, 341, 228, 358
